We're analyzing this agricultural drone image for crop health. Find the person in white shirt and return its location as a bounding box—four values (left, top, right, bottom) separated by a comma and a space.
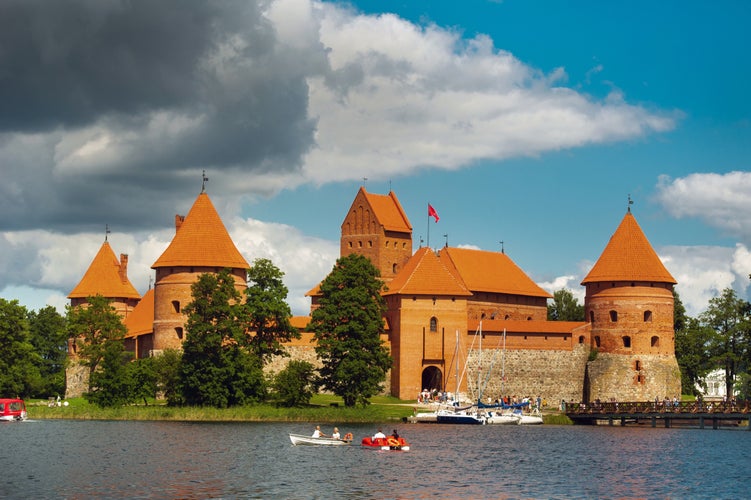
312, 425, 327, 438
373, 428, 386, 439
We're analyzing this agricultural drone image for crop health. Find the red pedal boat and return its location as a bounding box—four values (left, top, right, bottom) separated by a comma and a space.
361, 436, 410, 451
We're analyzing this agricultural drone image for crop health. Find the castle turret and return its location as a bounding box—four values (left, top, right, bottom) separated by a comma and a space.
581, 209, 681, 402
340, 187, 412, 283
151, 191, 250, 352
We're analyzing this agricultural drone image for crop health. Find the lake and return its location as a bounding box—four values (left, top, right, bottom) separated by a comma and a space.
1, 420, 748, 499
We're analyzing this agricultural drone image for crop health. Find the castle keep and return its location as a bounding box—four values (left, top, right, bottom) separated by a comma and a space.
67, 186, 681, 404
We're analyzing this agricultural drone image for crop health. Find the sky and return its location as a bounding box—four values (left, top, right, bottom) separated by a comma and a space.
1, 0, 750, 318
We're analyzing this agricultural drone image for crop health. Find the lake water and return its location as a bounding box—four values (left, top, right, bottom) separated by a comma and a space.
1, 419, 748, 499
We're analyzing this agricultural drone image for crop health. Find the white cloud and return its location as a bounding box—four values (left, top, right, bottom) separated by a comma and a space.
656, 171, 751, 241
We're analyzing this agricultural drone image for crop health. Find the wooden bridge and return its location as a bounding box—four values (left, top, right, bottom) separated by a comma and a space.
565, 400, 750, 430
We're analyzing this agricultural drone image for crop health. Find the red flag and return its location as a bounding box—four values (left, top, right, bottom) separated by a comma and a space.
428, 204, 440, 222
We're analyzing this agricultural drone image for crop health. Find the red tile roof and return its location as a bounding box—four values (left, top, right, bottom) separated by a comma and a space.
440, 247, 552, 298
124, 288, 154, 338
581, 211, 676, 284
68, 241, 141, 299
347, 187, 411, 233
384, 247, 472, 296
152, 192, 250, 270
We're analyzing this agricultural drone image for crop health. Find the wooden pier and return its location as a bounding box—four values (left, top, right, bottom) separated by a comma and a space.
565, 401, 750, 430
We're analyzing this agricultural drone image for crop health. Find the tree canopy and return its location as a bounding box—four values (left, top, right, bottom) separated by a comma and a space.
309, 254, 392, 407
0, 298, 42, 398
547, 289, 585, 321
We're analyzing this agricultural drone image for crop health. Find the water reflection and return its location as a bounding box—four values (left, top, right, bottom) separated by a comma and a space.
0, 420, 748, 499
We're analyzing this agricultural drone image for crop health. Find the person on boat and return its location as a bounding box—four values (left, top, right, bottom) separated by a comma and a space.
312, 425, 328, 438
391, 429, 399, 439
373, 428, 386, 440
331, 427, 341, 440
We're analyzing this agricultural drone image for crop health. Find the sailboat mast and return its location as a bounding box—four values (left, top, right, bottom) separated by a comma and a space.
501, 328, 506, 396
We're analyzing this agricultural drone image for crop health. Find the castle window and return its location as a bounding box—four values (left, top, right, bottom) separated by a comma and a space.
368, 241, 373, 248
392, 263, 397, 274
578, 335, 585, 344
527, 316, 532, 321
429, 317, 438, 332
609, 310, 618, 322
594, 336, 601, 348
348, 242, 353, 248
644, 310, 653, 322
172, 300, 180, 313
635, 360, 641, 370
403, 242, 406, 248
175, 327, 183, 340
651, 336, 660, 348
589, 311, 595, 323
385, 241, 389, 247
358, 241, 362, 248
481, 312, 486, 320
622, 336, 631, 348
504, 315, 510, 320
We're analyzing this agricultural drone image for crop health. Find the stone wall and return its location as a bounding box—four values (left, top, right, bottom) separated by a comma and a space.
464, 344, 590, 408
65, 362, 88, 399
586, 352, 682, 402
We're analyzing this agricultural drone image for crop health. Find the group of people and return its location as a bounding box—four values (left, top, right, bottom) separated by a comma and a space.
311, 425, 354, 441
311, 425, 401, 442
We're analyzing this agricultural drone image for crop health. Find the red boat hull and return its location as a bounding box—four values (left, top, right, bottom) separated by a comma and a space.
361, 437, 410, 451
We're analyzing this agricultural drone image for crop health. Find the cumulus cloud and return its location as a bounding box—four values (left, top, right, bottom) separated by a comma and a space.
656, 171, 751, 241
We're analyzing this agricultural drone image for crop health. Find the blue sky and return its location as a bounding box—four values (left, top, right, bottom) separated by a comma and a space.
1, 0, 750, 317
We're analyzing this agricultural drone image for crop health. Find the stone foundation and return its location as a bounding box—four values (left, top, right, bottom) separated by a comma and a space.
586, 352, 681, 402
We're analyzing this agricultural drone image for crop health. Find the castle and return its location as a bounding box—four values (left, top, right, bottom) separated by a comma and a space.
67, 185, 682, 404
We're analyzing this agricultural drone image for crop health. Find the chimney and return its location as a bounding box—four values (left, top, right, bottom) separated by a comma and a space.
119, 254, 129, 284
175, 214, 186, 231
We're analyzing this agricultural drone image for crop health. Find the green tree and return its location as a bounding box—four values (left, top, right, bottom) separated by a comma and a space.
309, 254, 392, 407
547, 289, 585, 321
28, 305, 68, 397
0, 298, 43, 398
66, 295, 128, 391
126, 357, 158, 405
272, 360, 316, 407
241, 258, 299, 364
675, 316, 712, 395
85, 337, 132, 407
153, 349, 183, 406
180, 269, 265, 407
700, 288, 751, 399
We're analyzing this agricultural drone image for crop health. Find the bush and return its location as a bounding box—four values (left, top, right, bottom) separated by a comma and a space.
272, 360, 316, 407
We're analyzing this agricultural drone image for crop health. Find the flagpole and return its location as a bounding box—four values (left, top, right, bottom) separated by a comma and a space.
427, 212, 430, 248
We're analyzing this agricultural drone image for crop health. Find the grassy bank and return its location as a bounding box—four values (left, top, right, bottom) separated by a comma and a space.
29, 396, 571, 424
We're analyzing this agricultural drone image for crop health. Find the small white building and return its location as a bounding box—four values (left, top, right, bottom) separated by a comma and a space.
696, 369, 738, 401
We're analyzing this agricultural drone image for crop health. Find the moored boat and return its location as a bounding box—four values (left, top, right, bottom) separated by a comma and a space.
484, 410, 521, 425
361, 436, 410, 451
436, 408, 486, 425
289, 433, 352, 446
0, 399, 27, 422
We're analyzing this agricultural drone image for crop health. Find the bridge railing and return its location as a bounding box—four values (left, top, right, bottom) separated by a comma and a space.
566, 400, 750, 415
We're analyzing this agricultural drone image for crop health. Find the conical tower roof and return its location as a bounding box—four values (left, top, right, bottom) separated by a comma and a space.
152, 192, 250, 270
582, 211, 676, 284
69, 241, 141, 299
351, 187, 412, 233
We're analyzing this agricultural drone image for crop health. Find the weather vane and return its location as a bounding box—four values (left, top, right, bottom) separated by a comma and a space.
500, 240, 504, 254
202, 170, 209, 193
628, 194, 634, 212
443, 234, 449, 247
105, 224, 111, 242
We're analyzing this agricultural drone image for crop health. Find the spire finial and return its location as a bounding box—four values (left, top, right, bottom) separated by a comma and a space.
500, 240, 504, 254
201, 170, 209, 193
443, 233, 448, 248
628, 194, 634, 213
105, 224, 111, 242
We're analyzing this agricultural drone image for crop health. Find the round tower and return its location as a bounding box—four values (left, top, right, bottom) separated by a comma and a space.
151, 191, 250, 353
582, 209, 681, 402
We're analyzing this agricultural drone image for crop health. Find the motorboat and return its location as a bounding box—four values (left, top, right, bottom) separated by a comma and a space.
0, 399, 27, 422
436, 408, 486, 425
484, 410, 521, 425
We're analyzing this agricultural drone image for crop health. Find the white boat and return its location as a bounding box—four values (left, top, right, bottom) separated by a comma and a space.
484, 410, 521, 425
288, 433, 352, 446
515, 409, 544, 425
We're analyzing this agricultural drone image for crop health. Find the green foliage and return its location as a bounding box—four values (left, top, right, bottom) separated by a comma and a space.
699, 288, 751, 398
153, 349, 183, 406
272, 360, 316, 407
309, 254, 392, 407
242, 258, 299, 364
547, 289, 585, 321
179, 269, 266, 407
27, 305, 68, 397
126, 357, 158, 405
0, 298, 43, 398
675, 316, 713, 395
66, 295, 128, 388
85, 337, 133, 407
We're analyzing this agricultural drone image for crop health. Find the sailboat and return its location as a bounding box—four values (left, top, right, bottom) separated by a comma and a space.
434, 330, 486, 424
